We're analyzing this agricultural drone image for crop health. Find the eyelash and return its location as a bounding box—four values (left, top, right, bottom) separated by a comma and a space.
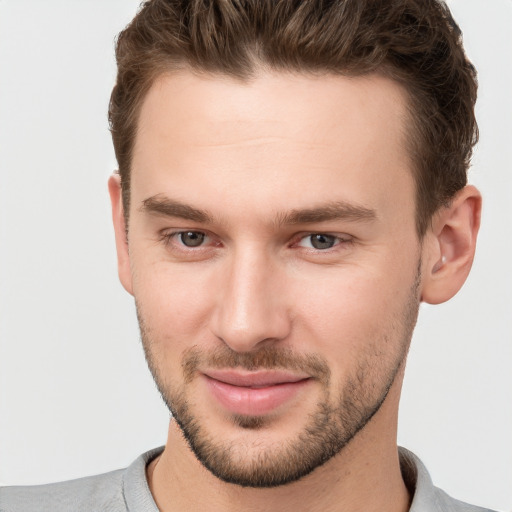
294, 233, 352, 251
160, 231, 216, 250
159, 230, 353, 253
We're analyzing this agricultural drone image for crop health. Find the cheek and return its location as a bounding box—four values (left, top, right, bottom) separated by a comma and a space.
132, 259, 217, 345
294, 263, 416, 358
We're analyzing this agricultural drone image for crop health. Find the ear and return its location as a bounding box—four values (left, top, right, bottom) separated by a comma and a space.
108, 173, 134, 295
421, 185, 481, 304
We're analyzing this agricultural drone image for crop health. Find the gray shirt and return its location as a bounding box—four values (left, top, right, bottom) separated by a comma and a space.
0, 447, 496, 512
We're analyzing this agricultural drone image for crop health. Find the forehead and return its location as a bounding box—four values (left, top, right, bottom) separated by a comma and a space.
131, 70, 415, 227
135, 69, 410, 152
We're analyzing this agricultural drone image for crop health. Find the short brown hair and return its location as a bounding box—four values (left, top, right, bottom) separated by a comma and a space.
109, 0, 478, 236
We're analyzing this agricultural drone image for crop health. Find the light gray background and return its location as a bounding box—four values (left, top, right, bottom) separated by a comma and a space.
0, 1, 510, 510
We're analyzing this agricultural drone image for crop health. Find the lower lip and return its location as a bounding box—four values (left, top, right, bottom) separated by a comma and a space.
204, 376, 310, 416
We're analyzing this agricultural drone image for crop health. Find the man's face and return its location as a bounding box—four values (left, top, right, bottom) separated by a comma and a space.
122, 71, 424, 486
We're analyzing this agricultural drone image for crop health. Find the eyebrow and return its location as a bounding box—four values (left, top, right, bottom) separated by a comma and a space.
140, 195, 377, 226
140, 195, 213, 223
276, 201, 377, 225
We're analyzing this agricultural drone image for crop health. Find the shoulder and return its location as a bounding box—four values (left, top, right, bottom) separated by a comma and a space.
399, 447, 497, 512
0, 447, 163, 512
432, 487, 497, 512
0, 468, 125, 512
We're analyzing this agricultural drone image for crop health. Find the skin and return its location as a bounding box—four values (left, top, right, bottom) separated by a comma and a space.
109, 70, 481, 512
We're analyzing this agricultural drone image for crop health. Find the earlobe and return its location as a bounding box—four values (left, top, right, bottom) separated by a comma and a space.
421, 185, 481, 305
108, 173, 134, 295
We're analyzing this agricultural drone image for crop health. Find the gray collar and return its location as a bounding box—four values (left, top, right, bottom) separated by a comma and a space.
122, 446, 494, 512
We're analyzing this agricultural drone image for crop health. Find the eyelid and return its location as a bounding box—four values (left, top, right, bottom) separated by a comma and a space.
294, 232, 353, 247
160, 229, 215, 249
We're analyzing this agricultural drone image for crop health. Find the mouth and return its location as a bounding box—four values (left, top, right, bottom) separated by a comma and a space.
202, 369, 312, 416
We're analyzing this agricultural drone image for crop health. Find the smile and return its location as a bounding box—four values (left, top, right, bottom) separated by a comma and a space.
202, 370, 312, 416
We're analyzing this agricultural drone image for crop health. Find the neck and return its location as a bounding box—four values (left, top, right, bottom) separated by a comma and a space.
147, 382, 410, 512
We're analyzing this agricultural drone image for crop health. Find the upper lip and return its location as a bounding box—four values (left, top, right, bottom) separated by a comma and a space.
203, 369, 310, 388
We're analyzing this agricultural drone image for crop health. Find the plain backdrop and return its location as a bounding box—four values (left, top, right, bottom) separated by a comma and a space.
0, 1, 510, 510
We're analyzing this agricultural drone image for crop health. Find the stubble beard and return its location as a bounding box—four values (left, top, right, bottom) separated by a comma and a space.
137, 265, 421, 488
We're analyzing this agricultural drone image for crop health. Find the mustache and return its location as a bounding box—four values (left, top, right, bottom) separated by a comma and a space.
181, 345, 331, 385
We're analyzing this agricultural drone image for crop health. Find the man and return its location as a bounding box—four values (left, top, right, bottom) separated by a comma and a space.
0, 1, 498, 511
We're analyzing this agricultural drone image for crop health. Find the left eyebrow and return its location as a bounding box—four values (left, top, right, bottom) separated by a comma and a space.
276, 201, 377, 226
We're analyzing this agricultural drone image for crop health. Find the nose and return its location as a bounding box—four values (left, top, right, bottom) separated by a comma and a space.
210, 246, 292, 353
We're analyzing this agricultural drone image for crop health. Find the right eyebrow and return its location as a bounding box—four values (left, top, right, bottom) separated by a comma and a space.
140, 195, 213, 223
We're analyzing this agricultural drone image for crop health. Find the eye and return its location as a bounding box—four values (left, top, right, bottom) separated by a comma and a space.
178, 231, 207, 247
297, 234, 341, 250
159, 229, 220, 260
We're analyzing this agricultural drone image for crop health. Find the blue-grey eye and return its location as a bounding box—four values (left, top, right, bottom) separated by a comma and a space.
180, 231, 205, 247
309, 234, 337, 250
